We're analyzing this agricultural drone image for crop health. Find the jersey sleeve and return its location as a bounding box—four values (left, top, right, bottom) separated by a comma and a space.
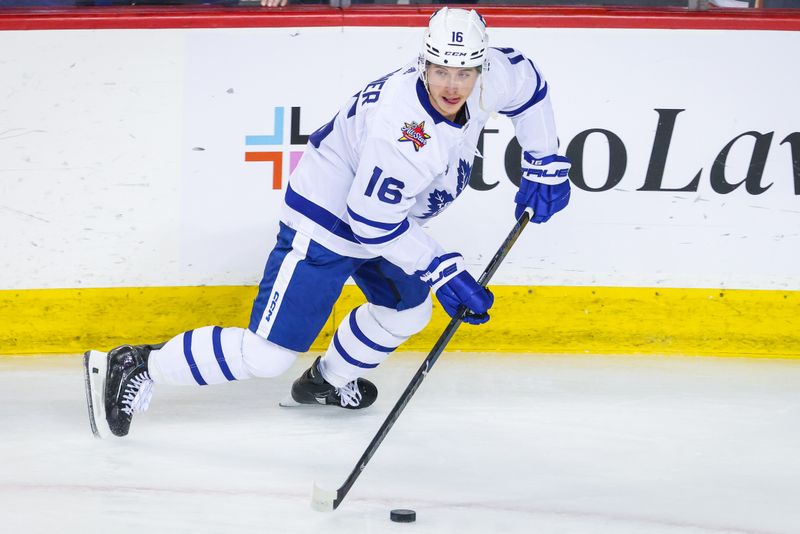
345, 133, 445, 276
491, 48, 561, 160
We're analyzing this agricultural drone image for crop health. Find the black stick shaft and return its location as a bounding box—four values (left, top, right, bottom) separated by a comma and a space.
332, 211, 532, 509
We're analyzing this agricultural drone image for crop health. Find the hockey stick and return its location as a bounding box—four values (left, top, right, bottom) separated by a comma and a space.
311, 209, 533, 512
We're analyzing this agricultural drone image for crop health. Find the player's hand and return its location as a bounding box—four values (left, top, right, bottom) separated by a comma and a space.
418, 253, 494, 325
261, 0, 288, 6
515, 153, 571, 223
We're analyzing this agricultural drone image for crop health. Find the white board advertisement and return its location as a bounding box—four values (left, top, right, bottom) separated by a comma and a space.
0, 25, 798, 290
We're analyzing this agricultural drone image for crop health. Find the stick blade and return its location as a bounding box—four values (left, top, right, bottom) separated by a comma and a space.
310, 482, 338, 512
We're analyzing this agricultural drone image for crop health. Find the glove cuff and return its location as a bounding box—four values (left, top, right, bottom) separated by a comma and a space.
417, 253, 465, 293
521, 152, 571, 186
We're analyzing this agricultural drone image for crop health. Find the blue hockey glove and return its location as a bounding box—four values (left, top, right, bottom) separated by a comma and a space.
417, 253, 494, 325
515, 153, 572, 223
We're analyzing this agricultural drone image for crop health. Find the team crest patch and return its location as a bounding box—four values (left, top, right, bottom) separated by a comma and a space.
398, 121, 431, 152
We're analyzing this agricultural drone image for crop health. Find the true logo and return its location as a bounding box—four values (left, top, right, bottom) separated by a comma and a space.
398, 121, 431, 152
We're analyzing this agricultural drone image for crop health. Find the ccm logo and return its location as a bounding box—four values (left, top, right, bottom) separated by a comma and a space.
444, 51, 467, 57
265, 291, 280, 322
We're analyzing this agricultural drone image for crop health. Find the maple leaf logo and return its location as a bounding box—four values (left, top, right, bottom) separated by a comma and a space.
421, 189, 455, 219
398, 121, 431, 152
456, 159, 472, 195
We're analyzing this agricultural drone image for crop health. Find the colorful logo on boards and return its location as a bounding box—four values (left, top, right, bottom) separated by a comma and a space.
245, 107, 310, 190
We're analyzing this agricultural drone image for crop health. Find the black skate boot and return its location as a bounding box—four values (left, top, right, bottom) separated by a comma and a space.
83, 343, 162, 438
280, 356, 377, 409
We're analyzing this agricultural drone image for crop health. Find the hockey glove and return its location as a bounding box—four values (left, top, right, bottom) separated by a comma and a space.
417, 253, 494, 325
515, 153, 572, 223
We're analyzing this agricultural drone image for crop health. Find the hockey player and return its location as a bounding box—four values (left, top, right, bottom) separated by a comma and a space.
83, 7, 572, 438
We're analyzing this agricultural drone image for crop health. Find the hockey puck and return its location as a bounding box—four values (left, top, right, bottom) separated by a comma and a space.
390, 509, 416, 523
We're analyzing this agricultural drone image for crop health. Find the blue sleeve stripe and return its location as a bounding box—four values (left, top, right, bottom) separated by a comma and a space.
182, 330, 207, 386
353, 219, 410, 245
499, 82, 548, 118
211, 326, 236, 382
333, 331, 379, 369
529, 59, 542, 82
499, 60, 548, 118
509, 54, 525, 65
284, 184, 409, 246
347, 206, 404, 231
349, 308, 396, 353
529, 59, 542, 98
284, 184, 359, 243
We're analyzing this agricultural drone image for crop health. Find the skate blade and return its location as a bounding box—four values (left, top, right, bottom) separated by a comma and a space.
83, 350, 110, 439
278, 394, 301, 408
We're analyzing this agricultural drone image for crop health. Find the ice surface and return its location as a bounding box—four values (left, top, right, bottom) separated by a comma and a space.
1, 353, 798, 534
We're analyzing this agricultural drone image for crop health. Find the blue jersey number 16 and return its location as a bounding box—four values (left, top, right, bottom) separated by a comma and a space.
365, 166, 404, 205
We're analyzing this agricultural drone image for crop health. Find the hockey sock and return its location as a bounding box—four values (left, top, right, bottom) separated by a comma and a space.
319, 304, 409, 388
148, 326, 296, 386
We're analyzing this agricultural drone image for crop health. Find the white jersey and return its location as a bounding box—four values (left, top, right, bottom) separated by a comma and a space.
281, 47, 560, 275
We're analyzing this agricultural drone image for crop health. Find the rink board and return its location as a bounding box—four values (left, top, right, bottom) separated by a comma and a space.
1, 285, 797, 358
0, 7, 798, 356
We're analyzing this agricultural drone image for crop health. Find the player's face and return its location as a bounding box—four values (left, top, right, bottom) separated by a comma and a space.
425, 65, 479, 121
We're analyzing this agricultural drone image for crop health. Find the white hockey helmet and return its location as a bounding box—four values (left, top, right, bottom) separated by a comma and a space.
421, 7, 489, 70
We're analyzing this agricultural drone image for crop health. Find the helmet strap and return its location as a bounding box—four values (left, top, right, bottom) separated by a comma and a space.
479, 75, 486, 112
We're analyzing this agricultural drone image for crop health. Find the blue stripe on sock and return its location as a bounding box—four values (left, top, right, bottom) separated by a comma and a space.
333, 331, 379, 369
183, 330, 208, 386
349, 309, 396, 353
212, 326, 236, 382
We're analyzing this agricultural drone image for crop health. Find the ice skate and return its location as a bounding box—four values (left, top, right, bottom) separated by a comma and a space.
83, 343, 162, 438
280, 356, 377, 409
